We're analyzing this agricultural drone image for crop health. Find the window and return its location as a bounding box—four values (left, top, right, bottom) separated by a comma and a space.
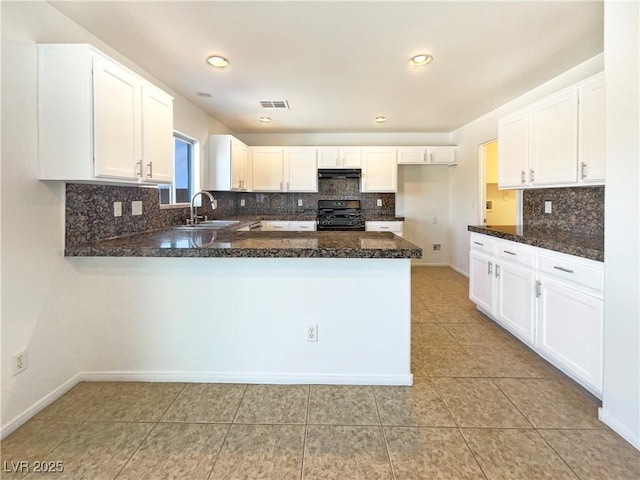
159, 132, 196, 205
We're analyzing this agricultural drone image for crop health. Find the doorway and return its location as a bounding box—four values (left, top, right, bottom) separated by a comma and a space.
479, 140, 519, 225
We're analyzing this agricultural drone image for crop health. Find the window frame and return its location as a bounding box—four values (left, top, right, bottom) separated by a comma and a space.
159, 131, 199, 209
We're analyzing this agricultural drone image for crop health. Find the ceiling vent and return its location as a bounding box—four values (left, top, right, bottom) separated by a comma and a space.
260, 100, 290, 109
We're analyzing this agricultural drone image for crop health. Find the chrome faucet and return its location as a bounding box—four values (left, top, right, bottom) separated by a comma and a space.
189, 190, 216, 225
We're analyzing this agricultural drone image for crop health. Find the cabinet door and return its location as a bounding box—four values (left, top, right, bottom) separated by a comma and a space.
93, 56, 142, 180
578, 75, 605, 184
261, 221, 289, 231
530, 90, 579, 186
251, 147, 284, 191
496, 262, 536, 344
469, 251, 496, 313
427, 147, 456, 165
361, 148, 397, 192
141, 84, 173, 183
341, 148, 362, 167
397, 148, 427, 165
365, 221, 403, 237
285, 148, 317, 192
231, 139, 248, 190
288, 221, 316, 231
538, 276, 603, 393
318, 148, 340, 167
498, 112, 530, 188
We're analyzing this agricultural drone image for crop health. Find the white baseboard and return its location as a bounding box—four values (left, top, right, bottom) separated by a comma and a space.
80, 371, 413, 386
1, 370, 413, 439
0, 373, 81, 440
449, 264, 469, 277
599, 407, 640, 451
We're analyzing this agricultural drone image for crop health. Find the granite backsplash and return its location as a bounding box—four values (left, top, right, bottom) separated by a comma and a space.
66, 179, 395, 246
523, 186, 604, 235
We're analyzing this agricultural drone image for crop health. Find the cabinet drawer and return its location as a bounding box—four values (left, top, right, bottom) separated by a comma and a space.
289, 221, 316, 231
469, 233, 496, 255
366, 221, 403, 233
261, 221, 289, 231
497, 241, 535, 268
538, 253, 604, 293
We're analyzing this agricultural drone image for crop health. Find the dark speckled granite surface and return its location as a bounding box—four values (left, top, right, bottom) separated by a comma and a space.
66, 230, 422, 259
468, 225, 603, 262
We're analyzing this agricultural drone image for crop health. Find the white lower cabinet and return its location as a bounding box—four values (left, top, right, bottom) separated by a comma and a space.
468, 232, 603, 396
538, 276, 603, 393
365, 221, 404, 237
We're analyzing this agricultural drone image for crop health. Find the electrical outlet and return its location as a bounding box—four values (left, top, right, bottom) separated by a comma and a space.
306, 324, 318, 342
113, 202, 122, 217
240, 199, 246, 207
13, 350, 28, 376
376, 199, 383, 207
544, 201, 552, 214
132, 201, 143, 216
432, 244, 442, 251
298, 198, 303, 207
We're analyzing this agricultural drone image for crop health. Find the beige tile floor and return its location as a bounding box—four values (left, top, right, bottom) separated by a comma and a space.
2, 267, 639, 479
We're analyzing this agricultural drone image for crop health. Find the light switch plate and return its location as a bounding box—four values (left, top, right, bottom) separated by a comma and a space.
113, 202, 122, 217
376, 199, 382, 207
132, 201, 143, 216
544, 201, 552, 214
240, 199, 246, 207
298, 199, 303, 207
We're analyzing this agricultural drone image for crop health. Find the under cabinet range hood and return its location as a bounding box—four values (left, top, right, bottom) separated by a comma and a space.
318, 168, 361, 179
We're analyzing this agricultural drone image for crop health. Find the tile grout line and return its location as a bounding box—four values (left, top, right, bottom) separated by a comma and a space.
371, 385, 397, 480
112, 382, 188, 479
535, 429, 585, 480
299, 384, 312, 480
206, 384, 248, 480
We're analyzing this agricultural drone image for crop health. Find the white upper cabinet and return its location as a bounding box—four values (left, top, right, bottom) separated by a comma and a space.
205, 135, 249, 191
361, 148, 397, 192
530, 89, 579, 186
397, 146, 457, 165
141, 84, 174, 183
498, 73, 604, 189
578, 73, 606, 184
38, 44, 173, 184
498, 112, 530, 187
318, 147, 362, 168
251, 147, 285, 191
284, 147, 318, 192
250, 147, 318, 192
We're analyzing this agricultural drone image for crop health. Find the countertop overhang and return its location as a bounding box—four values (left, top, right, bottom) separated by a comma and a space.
468, 225, 604, 262
66, 229, 422, 259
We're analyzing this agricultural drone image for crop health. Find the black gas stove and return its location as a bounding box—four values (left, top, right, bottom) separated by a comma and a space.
317, 200, 365, 231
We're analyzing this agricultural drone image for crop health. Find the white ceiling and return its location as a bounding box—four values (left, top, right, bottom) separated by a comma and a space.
49, 1, 603, 134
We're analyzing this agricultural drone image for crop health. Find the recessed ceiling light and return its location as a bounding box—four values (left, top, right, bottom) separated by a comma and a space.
207, 55, 229, 68
375, 116, 387, 124
410, 54, 433, 66
196, 91, 212, 97
259, 116, 272, 123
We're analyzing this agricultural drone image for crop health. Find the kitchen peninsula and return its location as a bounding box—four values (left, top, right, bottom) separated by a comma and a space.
67, 227, 421, 386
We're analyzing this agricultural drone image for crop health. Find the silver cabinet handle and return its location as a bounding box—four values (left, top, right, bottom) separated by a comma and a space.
521, 170, 526, 184
380, 226, 390, 229
503, 250, 517, 255
146, 161, 153, 178
535, 280, 542, 298
495, 264, 500, 278
136, 160, 143, 177
530, 169, 535, 182
473, 241, 484, 246
488, 261, 493, 276
581, 162, 588, 179
553, 266, 574, 274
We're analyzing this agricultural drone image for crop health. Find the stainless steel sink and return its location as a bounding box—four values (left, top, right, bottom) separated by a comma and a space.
173, 220, 241, 230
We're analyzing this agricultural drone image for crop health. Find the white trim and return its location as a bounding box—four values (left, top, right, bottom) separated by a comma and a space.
449, 264, 469, 277
0, 374, 82, 440
80, 371, 413, 386
598, 407, 640, 451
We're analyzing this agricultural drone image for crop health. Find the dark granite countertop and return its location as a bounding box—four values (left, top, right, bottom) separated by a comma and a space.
66, 229, 422, 259
363, 215, 406, 222
468, 225, 604, 262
